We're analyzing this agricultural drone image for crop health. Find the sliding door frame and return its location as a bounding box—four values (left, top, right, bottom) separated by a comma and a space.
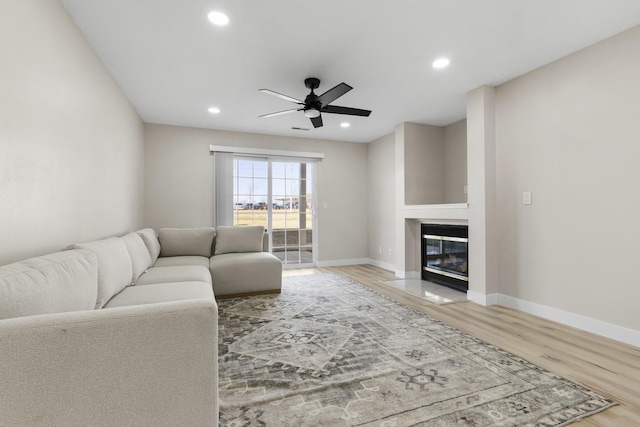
213, 145, 320, 269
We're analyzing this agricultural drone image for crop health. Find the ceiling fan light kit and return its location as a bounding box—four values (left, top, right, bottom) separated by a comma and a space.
303, 108, 320, 118
259, 77, 372, 129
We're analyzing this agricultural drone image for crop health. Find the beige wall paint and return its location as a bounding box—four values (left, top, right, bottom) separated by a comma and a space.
143, 125, 216, 228
0, 0, 144, 265
367, 132, 395, 266
394, 124, 408, 274
144, 124, 368, 263
467, 87, 499, 298
403, 123, 445, 205
444, 120, 468, 204
495, 26, 640, 331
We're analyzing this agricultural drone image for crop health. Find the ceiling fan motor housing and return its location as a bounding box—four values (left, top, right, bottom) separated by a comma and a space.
304, 94, 322, 110
304, 78, 322, 116
304, 77, 320, 90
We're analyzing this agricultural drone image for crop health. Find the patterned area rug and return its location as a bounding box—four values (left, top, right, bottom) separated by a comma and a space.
218, 273, 615, 426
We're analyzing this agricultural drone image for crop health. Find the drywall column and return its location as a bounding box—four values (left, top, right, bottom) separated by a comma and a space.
394, 123, 408, 277
467, 86, 499, 304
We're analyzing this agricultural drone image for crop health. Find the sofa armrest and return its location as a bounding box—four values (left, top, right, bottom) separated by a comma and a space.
0, 300, 218, 427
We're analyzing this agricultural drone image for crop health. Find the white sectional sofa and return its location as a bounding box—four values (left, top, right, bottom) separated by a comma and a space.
0, 225, 282, 427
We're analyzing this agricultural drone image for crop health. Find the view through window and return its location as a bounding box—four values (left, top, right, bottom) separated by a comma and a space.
233, 158, 314, 266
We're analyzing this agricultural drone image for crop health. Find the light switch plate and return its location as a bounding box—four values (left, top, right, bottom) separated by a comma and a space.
522, 191, 532, 205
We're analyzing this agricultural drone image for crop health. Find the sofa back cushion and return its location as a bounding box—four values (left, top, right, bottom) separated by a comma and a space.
137, 228, 161, 264
214, 225, 265, 255
158, 228, 216, 257
0, 250, 98, 320
72, 238, 133, 308
120, 232, 153, 284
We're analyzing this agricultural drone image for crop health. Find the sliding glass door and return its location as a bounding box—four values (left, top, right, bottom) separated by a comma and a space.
232, 157, 315, 267
271, 161, 313, 265
233, 158, 268, 228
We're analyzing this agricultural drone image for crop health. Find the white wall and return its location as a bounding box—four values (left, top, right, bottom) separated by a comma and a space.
404, 123, 445, 205
402, 121, 467, 206
367, 132, 395, 268
0, 0, 144, 265
467, 86, 499, 298
143, 125, 216, 228
144, 124, 368, 264
495, 26, 640, 332
444, 119, 467, 204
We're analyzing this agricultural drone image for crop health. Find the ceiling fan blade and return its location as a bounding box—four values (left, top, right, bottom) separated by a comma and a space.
310, 115, 323, 128
259, 108, 301, 118
317, 83, 352, 106
259, 89, 303, 104
322, 105, 372, 117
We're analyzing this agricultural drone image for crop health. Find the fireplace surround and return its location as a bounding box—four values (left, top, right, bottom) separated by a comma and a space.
421, 223, 468, 292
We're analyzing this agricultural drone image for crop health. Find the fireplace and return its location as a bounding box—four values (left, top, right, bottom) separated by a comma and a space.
421, 224, 468, 292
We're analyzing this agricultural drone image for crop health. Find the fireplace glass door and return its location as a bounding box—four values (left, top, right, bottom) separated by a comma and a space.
424, 235, 468, 282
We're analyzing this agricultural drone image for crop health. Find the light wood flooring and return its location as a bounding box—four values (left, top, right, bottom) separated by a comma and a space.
283, 264, 640, 426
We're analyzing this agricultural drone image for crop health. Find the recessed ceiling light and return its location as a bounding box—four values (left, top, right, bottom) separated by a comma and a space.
432, 57, 450, 69
207, 11, 229, 26
340, 122, 350, 128
208, 107, 221, 114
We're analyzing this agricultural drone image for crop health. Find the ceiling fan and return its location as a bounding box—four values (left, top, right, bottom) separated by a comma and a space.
258, 77, 372, 128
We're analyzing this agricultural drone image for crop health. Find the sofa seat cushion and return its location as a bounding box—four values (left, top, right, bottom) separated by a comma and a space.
153, 256, 210, 268
136, 265, 212, 286
103, 281, 214, 308
209, 252, 282, 297
0, 250, 98, 320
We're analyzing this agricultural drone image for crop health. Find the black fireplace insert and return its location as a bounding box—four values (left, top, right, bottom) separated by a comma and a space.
421, 224, 468, 292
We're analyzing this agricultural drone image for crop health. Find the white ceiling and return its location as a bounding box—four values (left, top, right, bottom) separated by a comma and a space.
60, 0, 640, 143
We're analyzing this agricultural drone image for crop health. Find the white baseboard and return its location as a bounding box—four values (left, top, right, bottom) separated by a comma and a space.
467, 291, 500, 306
316, 258, 370, 268
495, 294, 640, 349
368, 259, 395, 272
394, 270, 406, 279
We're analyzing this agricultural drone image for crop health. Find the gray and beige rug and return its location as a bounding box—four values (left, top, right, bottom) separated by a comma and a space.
218, 273, 615, 426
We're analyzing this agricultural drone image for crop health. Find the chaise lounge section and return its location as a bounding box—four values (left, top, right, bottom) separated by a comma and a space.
209, 225, 284, 298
